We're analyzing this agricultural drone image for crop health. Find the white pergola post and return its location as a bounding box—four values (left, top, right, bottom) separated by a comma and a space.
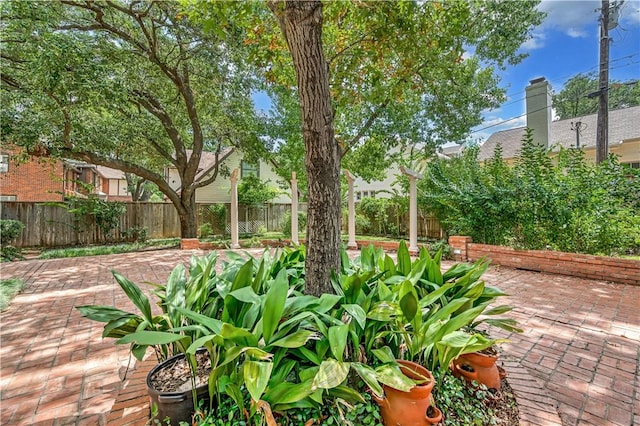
230, 168, 240, 249
344, 170, 357, 250
290, 172, 299, 245
401, 166, 423, 255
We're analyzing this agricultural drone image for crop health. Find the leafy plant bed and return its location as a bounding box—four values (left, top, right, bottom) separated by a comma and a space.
433, 370, 518, 426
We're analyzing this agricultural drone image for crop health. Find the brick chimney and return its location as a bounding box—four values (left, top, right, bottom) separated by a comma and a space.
525, 77, 552, 148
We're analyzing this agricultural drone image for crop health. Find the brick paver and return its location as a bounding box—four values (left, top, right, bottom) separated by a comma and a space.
1, 249, 638, 425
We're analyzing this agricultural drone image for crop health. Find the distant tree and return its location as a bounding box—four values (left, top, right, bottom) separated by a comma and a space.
0, 1, 261, 238
552, 73, 640, 120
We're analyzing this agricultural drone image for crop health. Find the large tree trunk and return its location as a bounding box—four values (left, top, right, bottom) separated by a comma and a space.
178, 190, 198, 238
270, 0, 341, 296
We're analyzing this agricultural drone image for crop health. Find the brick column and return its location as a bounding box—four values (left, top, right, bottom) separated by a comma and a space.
449, 236, 472, 261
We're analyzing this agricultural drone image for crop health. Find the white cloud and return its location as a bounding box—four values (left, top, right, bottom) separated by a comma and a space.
619, 0, 640, 25
538, 0, 600, 35
522, 32, 547, 50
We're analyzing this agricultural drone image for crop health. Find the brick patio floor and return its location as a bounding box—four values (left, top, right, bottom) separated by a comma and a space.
0, 249, 638, 425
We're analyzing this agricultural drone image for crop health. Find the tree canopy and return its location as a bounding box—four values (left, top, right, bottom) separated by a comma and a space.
1, 0, 262, 237
552, 73, 640, 120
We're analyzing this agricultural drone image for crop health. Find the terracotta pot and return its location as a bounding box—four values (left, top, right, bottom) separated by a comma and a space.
373, 360, 443, 426
451, 351, 502, 390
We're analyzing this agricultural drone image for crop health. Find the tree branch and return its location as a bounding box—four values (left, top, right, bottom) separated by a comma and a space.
340, 98, 389, 158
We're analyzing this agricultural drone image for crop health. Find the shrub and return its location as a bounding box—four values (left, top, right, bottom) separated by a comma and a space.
237, 175, 278, 205
208, 204, 227, 235
420, 130, 640, 256
0, 220, 24, 261
281, 211, 307, 237
199, 223, 213, 239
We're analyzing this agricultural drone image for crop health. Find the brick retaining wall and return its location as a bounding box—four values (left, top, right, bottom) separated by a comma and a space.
449, 236, 640, 286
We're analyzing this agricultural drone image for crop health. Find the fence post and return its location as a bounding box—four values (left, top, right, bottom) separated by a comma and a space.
230, 168, 240, 249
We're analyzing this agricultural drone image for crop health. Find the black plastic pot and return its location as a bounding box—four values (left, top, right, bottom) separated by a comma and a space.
146, 350, 210, 424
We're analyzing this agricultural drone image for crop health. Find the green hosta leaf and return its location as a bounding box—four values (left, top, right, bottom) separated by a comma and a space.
371, 346, 396, 364
229, 286, 261, 304
312, 359, 350, 390
375, 364, 415, 392
481, 318, 523, 333
116, 330, 188, 346
263, 381, 313, 405
220, 323, 258, 346
262, 269, 288, 344
76, 305, 136, 323
231, 258, 255, 292
112, 271, 153, 324
397, 241, 411, 276
343, 304, 366, 329
482, 305, 514, 315
327, 385, 365, 403
174, 306, 223, 334
244, 360, 273, 402
384, 254, 396, 277
270, 330, 316, 348
351, 362, 383, 397
186, 335, 218, 354
399, 280, 419, 321
367, 302, 397, 321
481, 286, 509, 298
407, 258, 427, 285
316, 293, 343, 314
462, 281, 486, 301
328, 324, 349, 361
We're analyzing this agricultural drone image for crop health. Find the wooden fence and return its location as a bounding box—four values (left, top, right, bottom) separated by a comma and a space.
0, 201, 441, 248
0, 202, 308, 248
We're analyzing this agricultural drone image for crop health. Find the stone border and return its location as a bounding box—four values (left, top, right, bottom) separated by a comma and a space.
107, 356, 561, 425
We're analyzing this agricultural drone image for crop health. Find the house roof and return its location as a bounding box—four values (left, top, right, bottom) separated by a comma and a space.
439, 144, 464, 157
478, 105, 640, 161
96, 166, 126, 180
184, 147, 235, 181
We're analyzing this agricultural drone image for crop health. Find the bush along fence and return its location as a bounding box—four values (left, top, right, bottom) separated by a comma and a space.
449, 236, 640, 286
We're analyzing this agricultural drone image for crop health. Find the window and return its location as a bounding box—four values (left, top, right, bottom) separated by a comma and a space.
0, 195, 16, 201
241, 160, 259, 178
356, 191, 362, 201
0, 154, 8, 173
622, 162, 640, 169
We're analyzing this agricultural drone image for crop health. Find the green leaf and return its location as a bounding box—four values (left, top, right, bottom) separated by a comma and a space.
76, 305, 136, 323
482, 305, 514, 315
244, 360, 273, 402
367, 302, 397, 321
343, 304, 367, 329
220, 323, 258, 346
112, 271, 153, 324
270, 330, 315, 348
263, 381, 313, 405
316, 293, 343, 314
262, 269, 288, 344
375, 364, 415, 392
397, 241, 411, 275
351, 362, 383, 397
328, 324, 349, 361
398, 280, 418, 321
312, 359, 350, 390
229, 286, 261, 304
371, 346, 396, 364
116, 330, 187, 346
174, 306, 223, 334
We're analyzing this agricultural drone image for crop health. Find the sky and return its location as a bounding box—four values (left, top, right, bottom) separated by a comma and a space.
471, 0, 640, 143
251, 0, 640, 145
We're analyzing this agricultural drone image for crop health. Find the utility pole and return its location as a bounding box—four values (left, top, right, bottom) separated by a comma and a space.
571, 121, 583, 148
596, 0, 610, 163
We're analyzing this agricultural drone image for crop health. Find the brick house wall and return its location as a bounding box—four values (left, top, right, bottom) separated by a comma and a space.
0, 146, 64, 202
